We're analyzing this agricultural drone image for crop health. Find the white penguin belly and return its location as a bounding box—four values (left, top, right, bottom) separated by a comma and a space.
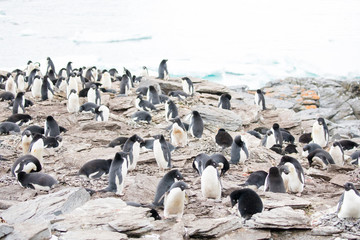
115, 171, 124, 196
129, 142, 140, 171
153, 140, 168, 169
67, 95, 80, 113
201, 167, 221, 199
171, 125, 187, 147
87, 89, 96, 103
31, 141, 44, 163
164, 188, 185, 217
329, 147, 344, 166
32, 79, 42, 98
312, 124, 327, 147
266, 134, 276, 148
338, 190, 360, 218
31, 183, 52, 191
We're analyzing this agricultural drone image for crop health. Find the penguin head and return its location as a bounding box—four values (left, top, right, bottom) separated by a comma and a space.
16, 92, 25, 98
317, 118, 325, 126
46, 115, 55, 122
129, 134, 144, 144
272, 123, 280, 130
22, 130, 32, 137
344, 182, 356, 192
234, 135, 244, 147
192, 110, 200, 117
168, 169, 184, 181
169, 181, 188, 192
268, 167, 281, 176
256, 89, 262, 94
221, 93, 231, 100
27, 60, 33, 65
114, 151, 129, 161
230, 189, 242, 207
204, 159, 218, 169
279, 164, 290, 175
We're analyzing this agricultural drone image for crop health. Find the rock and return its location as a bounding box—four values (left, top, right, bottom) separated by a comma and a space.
80, 121, 124, 131
219, 228, 271, 240
307, 168, 332, 181
195, 81, 231, 95
245, 206, 311, 229
311, 226, 343, 236
0, 224, 13, 238
261, 192, 312, 210
330, 174, 352, 187
5, 219, 51, 240
59, 229, 128, 240
160, 222, 185, 240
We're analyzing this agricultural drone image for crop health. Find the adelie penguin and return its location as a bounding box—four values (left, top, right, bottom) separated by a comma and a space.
31, 75, 42, 98
29, 133, 45, 163
262, 123, 283, 148
12, 92, 25, 114
119, 74, 130, 95
153, 169, 184, 207
14, 71, 26, 92
329, 141, 344, 166
230, 188, 263, 220
5, 73, 16, 95
41, 76, 54, 101
278, 156, 305, 195
338, 139, 358, 151
135, 95, 156, 112
21, 130, 33, 154
210, 153, 230, 176
153, 134, 172, 170
6, 113, 32, 126
215, 128, 233, 150
192, 153, 211, 176
87, 83, 101, 105
67, 89, 80, 113
17, 172, 58, 191
188, 110, 203, 138
336, 182, 360, 219
218, 93, 231, 110
241, 170, 268, 189
46, 57, 56, 75
165, 99, 178, 122
264, 167, 286, 193
157, 59, 169, 80
312, 117, 329, 147
123, 134, 144, 171
230, 135, 249, 164
131, 111, 152, 124
302, 143, 322, 157
254, 89, 266, 110
11, 155, 42, 178
307, 149, 335, 169
0, 91, 15, 101
0, 122, 20, 134
201, 159, 222, 200
92, 105, 110, 122
181, 77, 194, 95
147, 85, 161, 105
79, 102, 97, 113
100, 70, 112, 89
170, 117, 187, 147
78, 159, 113, 179
164, 181, 188, 220
44, 116, 60, 137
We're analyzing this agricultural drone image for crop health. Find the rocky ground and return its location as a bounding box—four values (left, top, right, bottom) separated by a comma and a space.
0, 74, 359, 240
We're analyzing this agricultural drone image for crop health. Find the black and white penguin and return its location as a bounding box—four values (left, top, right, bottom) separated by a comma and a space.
181, 77, 194, 95
350, 151, 360, 166
21, 130, 33, 154
6, 113, 32, 126
17, 172, 57, 191
11, 155, 42, 178
24, 125, 44, 136
215, 128, 233, 150
230, 135, 249, 164
0, 122, 20, 134
43, 135, 62, 148
135, 95, 156, 112
299, 132, 312, 144
159, 94, 169, 104
0, 91, 15, 101
119, 74, 130, 95
123, 134, 144, 171
66, 61, 73, 77
218, 93, 231, 110
302, 143, 322, 157
284, 144, 298, 154
262, 123, 283, 148
164, 181, 188, 220
108, 136, 129, 148
131, 111, 152, 124
153, 169, 184, 207
168, 90, 189, 100
201, 159, 222, 200
192, 153, 211, 176
165, 99, 178, 122
338, 140, 359, 151
188, 110, 203, 138
312, 117, 329, 147
78, 159, 113, 179
12, 92, 25, 114
136, 86, 148, 96
264, 167, 286, 193
278, 156, 305, 194
66, 73, 79, 98
14, 72, 26, 92
242, 170, 268, 188
67, 89, 79, 113
170, 117, 187, 147
140, 66, 149, 78
336, 182, 360, 219
210, 153, 230, 177
87, 83, 101, 105
157, 59, 169, 80
29, 133, 45, 163
93, 105, 110, 122
329, 141, 345, 166
153, 134, 172, 170
147, 85, 161, 105
41, 76, 54, 101
79, 102, 97, 113
31, 75, 42, 98
230, 188, 263, 220
254, 89, 266, 110
55, 77, 67, 93
281, 130, 295, 144
100, 70, 112, 89
5, 73, 16, 95
44, 116, 60, 137
102, 152, 129, 196
46, 57, 56, 75
27, 68, 40, 91
307, 149, 335, 169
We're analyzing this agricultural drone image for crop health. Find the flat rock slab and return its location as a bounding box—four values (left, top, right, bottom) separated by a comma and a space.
245, 206, 311, 229
0, 224, 14, 238
59, 229, 128, 240
219, 228, 271, 240
4, 219, 51, 240
261, 192, 312, 210
330, 174, 352, 187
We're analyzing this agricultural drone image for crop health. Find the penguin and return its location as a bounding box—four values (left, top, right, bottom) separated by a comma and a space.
102, 152, 129, 195
338, 140, 359, 151
5, 73, 16, 95
66, 73, 79, 98
153, 169, 184, 207
44, 116, 60, 137
188, 110, 204, 138
336, 182, 360, 219
29, 133, 45, 163
85, 66, 97, 82
27, 68, 40, 91
329, 141, 345, 166
312, 117, 329, 147
284, 144, 298, 154
153, 134, 172, 170
247, 130, 262, 139
159, 94, 169, 104
47, 69, 58, 85
6, 113, 32, 126
254, 89, 266, 110
270, 144, 283, 155
123, 67, 132, 86
281, 130, 295, 144
66, 61, 73, 77
119, 74, 130, 95
87, 83, 101, 105
192, 153, 211, 175
264, 167, 286, 193
131, 111, 152, 124
0, 122, 20, 134
350, 151, 360, 166
11, 155, 42, 178
170, 117, 188, 147
123, 134, 144, 171
21, 130, 33, 154
278, 156, 305, 194
218, 93, 231, 110
17, 172, 58, 191
24, 125, 45, 135
0, 91, 15, 101
307, 149, 335, 169
242, 170, 268, 188
201, 159, 222, 200
12, 92, 25, 114
41, 76, 54, 101
58, 68, 67, 80
302, 143, 322, 157
67, 89, 80, 113
79, 102, 97, 113
165, 99, 178, 121
46, 57, 56, 75
157, 59, 169, 80
210, 153, 230, 176
272, 123, 283, 145
108, 136, 129, 148
230, 188, 263, 220
100, 70, 112, 89
136, 86, 148, 96
215, 128, 233, 150
168, 90, 189, 100
163, 181, 188, 220
42, 135, 61, 148
135, 95, 156, 112
31, 75, 42, 98
181, 77, 194, 95
230, 135, 249, 164
262, 123, 283, 148
140, 66, 149, 77
55, 77, 67, 93
78, 159, 113, 179
147, 85, 161, 105
14, 72, 26, 92
299, 132, 312, 144
93, 105, 110, 122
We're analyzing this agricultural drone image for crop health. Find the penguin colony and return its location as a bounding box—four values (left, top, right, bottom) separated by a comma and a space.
0, 58, 360, 229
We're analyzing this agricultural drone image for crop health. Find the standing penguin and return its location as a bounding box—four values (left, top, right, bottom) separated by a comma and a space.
46, 57, 56, 75
44, 116, 60, 137
153, 169, 184, 207
181, 77, 194, 95
230, 188, 263, 220
189, 110, 203, 138
218, 93, 231, 110
210, 153, 230, 177
12, 92, 25, 114
41, 76, 54, 101
336, 182, 360, 219
31, 75, 42, 98
67, 89, 80, 113
66, 73, 78, 98
102, 152, 129, 196
278, 156, 305, 194
329, 141, 345, 166
164, 181, 188, 220
93, 105, 110, 122
170, 117, 188, 147
87, 83, 101, 105
157, 59, 169, 80
29, 133, 45, 164
123, 134, 144, 171
5, 73, 16, 95
264, 167, 286, 193
147, 85, 161, 105
230, 135, 249, 164
312, 117, 329, 147
165, 99, 178, 121
21, 130, 33, 154
201, 159, 222, 200
262, 123, 283, 148
15, 72, 26, 92
153, 134, 172, 170
254, 89, 266, 110
119, 74, 130, 95
100, 70, 112, 89
215, 128, 233, 150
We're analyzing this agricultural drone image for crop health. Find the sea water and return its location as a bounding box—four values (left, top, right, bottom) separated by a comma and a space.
1, 0, 360, 89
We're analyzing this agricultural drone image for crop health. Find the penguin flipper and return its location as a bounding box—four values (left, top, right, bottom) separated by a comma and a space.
336, 193, 344, 213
